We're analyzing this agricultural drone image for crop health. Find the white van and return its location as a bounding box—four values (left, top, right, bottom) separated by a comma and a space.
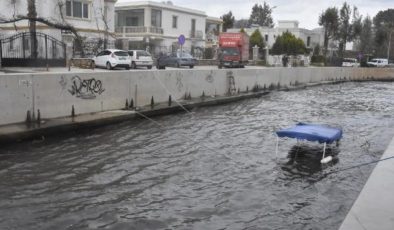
342, 58, 359, 67
367, 58, 388, 67
128, 50, 154, 69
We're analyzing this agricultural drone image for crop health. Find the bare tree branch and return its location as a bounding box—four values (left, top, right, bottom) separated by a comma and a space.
0, 15, 81, 40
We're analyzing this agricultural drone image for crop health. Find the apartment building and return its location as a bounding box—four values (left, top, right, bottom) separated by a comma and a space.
115, 1, 209, 56
229, 20, 324, 50
0, 0, 117, 57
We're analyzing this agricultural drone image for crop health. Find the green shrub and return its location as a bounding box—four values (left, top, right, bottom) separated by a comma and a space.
311, 55, 325, 63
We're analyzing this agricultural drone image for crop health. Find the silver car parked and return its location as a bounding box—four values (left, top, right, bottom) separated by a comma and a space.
156, 52, 196, 69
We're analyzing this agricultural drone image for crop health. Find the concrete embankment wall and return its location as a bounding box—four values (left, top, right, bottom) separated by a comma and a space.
1, 67, 393, 126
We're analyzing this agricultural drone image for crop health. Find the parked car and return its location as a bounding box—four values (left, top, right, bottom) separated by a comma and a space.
92, 49, 130, 70
367, 58, 388, 67
156, 52, 196, 69
342, 58, 359, 67
128, 50, 153, 69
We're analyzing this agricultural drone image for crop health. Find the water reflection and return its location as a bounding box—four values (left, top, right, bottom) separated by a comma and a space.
281, 144, 340, 177
1, 82, 394, 229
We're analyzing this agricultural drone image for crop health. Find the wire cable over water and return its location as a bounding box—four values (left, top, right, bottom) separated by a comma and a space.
134, 111, 231, 159
324, 155, 394, 176
153, 73, 192, 114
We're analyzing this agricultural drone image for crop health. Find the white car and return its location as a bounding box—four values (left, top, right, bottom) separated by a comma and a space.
93, 49, 131, 70
128, 50, 154, 69
342, 58, 359, 67
367, 58, 388, 67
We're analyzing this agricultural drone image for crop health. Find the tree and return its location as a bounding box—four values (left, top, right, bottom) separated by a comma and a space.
0, 0, 82, 43
373, 9, 394, 59
0, 0, 112, 57
358, 16, 374, 55
351, 6, 363, 41
234, 19, 249, 29
27, 0, 38, 58
271, 31, 306, 55
249, 29, 266, 58
221, 11, 235, 32
248, 2, 274, 28
337, 2, 351, 57
313, 44, 321, 56
319, 7, 339, 56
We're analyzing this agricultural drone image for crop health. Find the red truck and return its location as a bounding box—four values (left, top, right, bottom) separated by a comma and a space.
218, 32, 250, 68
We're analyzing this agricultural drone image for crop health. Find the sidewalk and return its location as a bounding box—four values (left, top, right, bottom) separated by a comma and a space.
0, 66, 109, 74
339, 137, 394, 230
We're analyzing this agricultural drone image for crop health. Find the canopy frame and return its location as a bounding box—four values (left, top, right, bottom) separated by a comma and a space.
275, 123, 342, 164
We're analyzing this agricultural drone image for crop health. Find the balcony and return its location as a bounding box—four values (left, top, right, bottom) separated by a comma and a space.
116, 26, 164, 38
189, 30, 204, 39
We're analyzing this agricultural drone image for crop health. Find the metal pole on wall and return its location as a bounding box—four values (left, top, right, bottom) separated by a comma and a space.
0, 40, 2, 69
134, 84, 138, 108
22, 33, 26, 59
388, 30, 392, 61
63, 43, 67, 67
45, 34, 48, 70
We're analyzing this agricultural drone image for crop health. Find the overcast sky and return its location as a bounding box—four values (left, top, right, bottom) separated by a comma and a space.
117, 0, 394, 29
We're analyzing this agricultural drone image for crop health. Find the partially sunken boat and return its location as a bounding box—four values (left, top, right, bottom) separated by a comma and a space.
276, 123, 343, 164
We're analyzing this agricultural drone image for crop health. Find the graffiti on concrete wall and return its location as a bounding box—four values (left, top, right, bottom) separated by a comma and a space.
67, 75, 105, 99
205, 71, 214, 83
19, 79, 32, 87
176, 72, 184, 92
59, 76, 67, 90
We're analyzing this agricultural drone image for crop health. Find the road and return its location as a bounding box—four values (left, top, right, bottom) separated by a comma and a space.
0, 65, 272, 74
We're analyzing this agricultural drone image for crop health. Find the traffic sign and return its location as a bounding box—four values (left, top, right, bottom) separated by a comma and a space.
178, 35, 185, 45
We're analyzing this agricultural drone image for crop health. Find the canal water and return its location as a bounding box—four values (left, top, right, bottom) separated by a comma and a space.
1, 82, 394, 230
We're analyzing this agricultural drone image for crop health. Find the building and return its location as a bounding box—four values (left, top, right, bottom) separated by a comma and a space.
229, 20, 324, 52
115, 1, 216, 56
206, 16, 222, 48
0, 0, 117, 58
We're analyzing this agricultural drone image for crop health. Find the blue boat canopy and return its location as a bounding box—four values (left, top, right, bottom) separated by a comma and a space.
276, 123, 342, 144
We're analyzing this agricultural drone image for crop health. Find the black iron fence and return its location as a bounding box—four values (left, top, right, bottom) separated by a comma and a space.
0, 32, 66, 67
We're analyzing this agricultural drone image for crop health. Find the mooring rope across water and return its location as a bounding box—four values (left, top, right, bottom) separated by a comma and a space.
134, 110, 232, 160
324, 155, 394, 176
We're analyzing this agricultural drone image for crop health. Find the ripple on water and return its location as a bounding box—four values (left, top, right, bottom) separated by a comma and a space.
1, 82, 394, 229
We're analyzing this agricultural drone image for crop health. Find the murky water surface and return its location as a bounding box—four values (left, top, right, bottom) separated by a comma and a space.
1, 82, 394, 230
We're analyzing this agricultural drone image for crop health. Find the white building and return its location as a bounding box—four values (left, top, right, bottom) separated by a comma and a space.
0, 0, 117, 57
115, 1, 210, 56
206, 16, 222, 48
229, 20, 324, 51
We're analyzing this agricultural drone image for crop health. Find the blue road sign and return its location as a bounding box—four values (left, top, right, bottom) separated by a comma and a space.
178, 35, 185, 45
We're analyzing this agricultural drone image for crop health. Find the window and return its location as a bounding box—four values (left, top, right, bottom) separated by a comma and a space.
66, 0, 89, 19
191, 19, 196, 37
151, 9, 162, 27
126, 17, 139, 26
307, 36, 311, 47
172, 16, 177, 28
265, 34, 268, 42
191, 19, 196, 32
96, 51, 105, 57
